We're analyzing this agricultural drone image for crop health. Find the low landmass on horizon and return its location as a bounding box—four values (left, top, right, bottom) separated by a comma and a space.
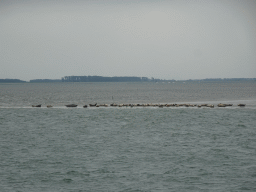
0, 76, 256, 83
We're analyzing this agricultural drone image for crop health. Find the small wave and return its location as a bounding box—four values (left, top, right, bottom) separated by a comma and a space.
237, 124, 246, 128
62, 178, 73, 183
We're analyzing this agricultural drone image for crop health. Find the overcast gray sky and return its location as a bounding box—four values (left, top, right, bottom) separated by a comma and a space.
1, 0, 256, 81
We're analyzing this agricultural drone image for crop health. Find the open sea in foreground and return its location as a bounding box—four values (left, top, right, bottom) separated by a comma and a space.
0, 81, 256, 191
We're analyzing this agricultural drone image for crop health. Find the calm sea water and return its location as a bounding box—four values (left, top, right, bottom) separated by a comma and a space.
0, 82, 256, 191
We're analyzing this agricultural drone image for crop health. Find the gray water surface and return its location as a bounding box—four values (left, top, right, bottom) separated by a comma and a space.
0, 81, 255, 107
0, 82, 256, 191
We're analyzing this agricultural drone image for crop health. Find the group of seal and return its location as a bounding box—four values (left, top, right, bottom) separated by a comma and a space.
32, 103, 246, 108
32, 104, 52, 108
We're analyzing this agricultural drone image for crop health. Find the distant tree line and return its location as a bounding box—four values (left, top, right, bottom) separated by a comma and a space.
1, 77, 255, 83
61, 76, 151, 82
30, 79, 62, 83
222, 78, 256, 81
0, 79, 26, 83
